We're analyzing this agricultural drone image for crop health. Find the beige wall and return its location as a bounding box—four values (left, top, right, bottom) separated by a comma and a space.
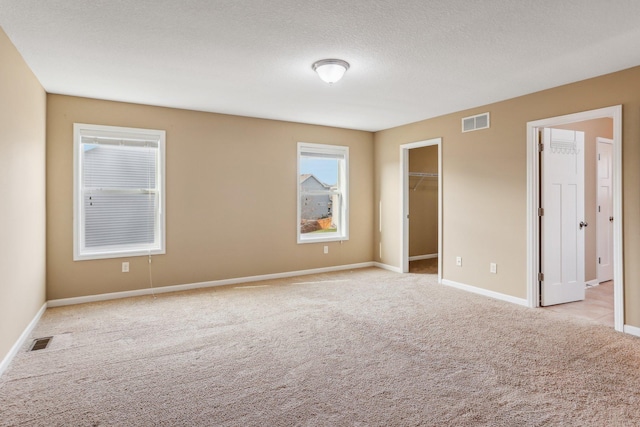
46, 95, 374, 300
556, 118, 613, 282
408, 145, 438, 257
0, 29, 47, 363
374, 66, 640, 327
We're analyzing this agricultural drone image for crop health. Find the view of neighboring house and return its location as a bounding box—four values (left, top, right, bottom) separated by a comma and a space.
300, 174, 338, 233
300, 174, 333, 220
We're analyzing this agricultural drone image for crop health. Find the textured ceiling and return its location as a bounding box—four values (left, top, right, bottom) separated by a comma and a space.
2, 1, 640, 131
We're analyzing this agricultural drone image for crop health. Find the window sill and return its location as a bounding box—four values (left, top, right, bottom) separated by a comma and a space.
74, 247, 165, 261
297, 234, 348, 244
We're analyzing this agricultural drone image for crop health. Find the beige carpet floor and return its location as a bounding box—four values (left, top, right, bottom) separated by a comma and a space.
409, 258, 438, 274
2, 267, 640, 426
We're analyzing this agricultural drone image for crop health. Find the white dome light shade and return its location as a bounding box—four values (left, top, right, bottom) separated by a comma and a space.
312, 59, 350, 84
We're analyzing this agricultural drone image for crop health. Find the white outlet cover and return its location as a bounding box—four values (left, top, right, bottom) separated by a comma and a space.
456, 257, 462, 266
490, 263, 497, 274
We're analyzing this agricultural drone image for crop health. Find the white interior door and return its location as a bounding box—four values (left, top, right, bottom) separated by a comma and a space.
597, 138, 614, 283
541, 128, 586, 306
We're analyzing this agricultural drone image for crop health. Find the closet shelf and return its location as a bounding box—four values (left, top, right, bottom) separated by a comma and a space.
409, 172, 438, 190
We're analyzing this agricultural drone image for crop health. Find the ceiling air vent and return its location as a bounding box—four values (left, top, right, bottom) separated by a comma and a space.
462, 112, 490, 133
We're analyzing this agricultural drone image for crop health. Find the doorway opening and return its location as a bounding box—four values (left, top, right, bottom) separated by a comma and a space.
400, 138, 442, 283
526, 106, 623, 331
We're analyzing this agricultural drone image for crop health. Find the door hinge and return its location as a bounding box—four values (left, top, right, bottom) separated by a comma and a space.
598, 257, 601, 264
598, 205, 601, 213
538, 208, 544, 216
598, 153, 601, 160
538, 143, 544, 152
538, 272, 544, 281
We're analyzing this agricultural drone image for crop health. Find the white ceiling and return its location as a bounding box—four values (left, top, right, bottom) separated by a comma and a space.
2, 1, 640, 132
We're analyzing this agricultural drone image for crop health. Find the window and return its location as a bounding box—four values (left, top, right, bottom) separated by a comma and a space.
73, 123, 166, 260
297, 142, 349, 243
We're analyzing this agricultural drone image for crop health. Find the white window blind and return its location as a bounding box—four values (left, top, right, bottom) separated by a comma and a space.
74, 124, 166, 260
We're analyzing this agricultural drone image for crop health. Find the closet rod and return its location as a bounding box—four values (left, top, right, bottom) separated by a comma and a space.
408, 172, 438, 177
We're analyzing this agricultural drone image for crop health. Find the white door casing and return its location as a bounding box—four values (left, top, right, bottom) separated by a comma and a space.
400, 138, 442, 282
597, 138, 614, 283
527, 105, 623, 332
541, 128, 586, 306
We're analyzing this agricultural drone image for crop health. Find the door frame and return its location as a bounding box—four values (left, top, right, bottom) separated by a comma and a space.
526, 105, 623, 331
400, 137, 442, 283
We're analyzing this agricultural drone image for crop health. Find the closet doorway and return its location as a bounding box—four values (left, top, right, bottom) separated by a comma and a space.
400, 138, 442, 282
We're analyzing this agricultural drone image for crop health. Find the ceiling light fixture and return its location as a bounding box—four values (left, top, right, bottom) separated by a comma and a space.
312, 59, 350, 84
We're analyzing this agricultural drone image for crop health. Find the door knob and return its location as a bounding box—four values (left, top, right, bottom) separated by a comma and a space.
609, 216, 614, 222
579, 221, 588, 229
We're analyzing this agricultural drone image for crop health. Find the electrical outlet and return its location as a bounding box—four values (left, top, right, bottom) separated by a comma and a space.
122, 262, 129, 273
490, 263, 497, 274
324, 245, 329, 254
456, 256, 462, 267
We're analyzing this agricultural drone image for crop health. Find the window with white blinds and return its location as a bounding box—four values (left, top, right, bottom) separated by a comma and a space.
74, 123, 166, 260
297, 142, 349, 244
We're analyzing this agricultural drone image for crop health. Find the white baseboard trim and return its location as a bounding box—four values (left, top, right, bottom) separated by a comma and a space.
373, 262, 403, 274
623, 325, 640, 338
408, 253, 438, 261
0, 302, 47, 378
47, 262, 376, 307
441, 279, 529, 307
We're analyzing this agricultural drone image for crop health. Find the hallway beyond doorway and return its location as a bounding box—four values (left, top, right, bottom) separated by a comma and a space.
542, 282, 614, 327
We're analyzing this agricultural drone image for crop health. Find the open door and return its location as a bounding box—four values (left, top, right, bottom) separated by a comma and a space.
597, 138, 614, 283
540, 128, 586, 306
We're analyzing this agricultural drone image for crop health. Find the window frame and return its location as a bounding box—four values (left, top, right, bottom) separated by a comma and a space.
297, 142, 349, 244
73, 123, 166, 261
